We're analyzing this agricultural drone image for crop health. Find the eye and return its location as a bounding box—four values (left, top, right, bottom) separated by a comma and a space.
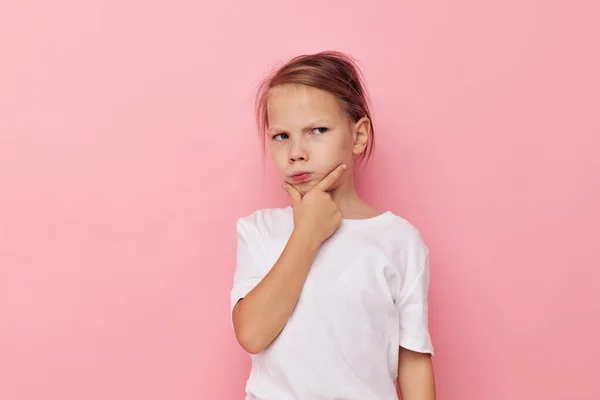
272, 133, 289, 141
311, 127, 328, 135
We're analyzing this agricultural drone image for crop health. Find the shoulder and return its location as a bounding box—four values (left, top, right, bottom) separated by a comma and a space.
236, 206, 293, 236
375, 212, 430, 272
378, 212, 428, 251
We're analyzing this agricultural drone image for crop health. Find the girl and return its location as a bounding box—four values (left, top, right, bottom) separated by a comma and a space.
230, 51, 435, 400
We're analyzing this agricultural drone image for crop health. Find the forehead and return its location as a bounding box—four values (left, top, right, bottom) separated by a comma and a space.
267, 84, 346, 127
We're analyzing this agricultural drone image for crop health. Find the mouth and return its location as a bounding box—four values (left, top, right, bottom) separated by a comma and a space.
290, 172, 311, 183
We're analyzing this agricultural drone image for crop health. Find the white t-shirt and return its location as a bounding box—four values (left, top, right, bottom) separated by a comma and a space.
230, 206, 433, 400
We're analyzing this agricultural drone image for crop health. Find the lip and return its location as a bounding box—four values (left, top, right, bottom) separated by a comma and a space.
290, 172, 311, 183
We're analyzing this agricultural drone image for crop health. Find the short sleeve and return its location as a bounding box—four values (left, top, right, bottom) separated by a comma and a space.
230, 216, 270, 317
390, 238, 434, 356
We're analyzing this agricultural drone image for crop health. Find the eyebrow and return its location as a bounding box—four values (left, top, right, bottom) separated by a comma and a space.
269, 119, 330, 134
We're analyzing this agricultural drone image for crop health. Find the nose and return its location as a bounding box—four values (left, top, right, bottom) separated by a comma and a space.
289, 137, 308, 163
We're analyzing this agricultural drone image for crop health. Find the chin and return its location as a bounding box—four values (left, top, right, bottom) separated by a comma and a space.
292, 181, 314, 194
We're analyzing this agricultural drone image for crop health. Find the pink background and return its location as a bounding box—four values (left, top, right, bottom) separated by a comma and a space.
1, 1, 599, 399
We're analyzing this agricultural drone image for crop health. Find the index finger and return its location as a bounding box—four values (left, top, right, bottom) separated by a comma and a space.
315, 164, 347, 192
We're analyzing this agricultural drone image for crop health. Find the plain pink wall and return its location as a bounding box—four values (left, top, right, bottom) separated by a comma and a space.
1, 0, 598, 399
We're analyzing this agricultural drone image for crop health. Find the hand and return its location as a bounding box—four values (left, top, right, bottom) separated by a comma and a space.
283, 164, 346, 245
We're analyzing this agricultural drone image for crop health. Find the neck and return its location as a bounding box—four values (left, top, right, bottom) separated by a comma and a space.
330, 179, 376, 219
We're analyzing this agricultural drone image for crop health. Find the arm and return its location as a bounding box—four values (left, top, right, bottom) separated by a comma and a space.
232, 227, 320, 354
392, 231, 435, 398
397, 347, 435, 399
232, 164, 346, 354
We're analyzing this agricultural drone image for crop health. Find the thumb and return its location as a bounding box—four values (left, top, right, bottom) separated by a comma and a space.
283, 184, 302, 206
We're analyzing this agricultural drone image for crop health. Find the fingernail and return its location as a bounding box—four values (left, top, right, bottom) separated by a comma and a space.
282, 184, 288, 190
342, 164, 347, 170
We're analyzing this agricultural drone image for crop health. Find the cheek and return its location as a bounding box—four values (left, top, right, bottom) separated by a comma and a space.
341, 131, 356, 153
319, 133, 354, 164
269, 144, 288, 176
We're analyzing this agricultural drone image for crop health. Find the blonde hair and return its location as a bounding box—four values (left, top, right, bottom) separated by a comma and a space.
255, 51, 374, 162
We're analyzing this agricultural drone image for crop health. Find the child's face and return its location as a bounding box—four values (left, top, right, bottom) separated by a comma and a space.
266, 84, 366, 195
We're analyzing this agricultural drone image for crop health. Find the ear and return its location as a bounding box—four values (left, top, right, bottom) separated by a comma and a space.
352, 116, 371, 156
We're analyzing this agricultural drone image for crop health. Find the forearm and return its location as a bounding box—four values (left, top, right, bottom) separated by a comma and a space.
398, 349, 435, 400
232, 227, 320, 354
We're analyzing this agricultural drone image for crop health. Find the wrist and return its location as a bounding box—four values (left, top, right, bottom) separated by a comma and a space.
291, 225, 322, 253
